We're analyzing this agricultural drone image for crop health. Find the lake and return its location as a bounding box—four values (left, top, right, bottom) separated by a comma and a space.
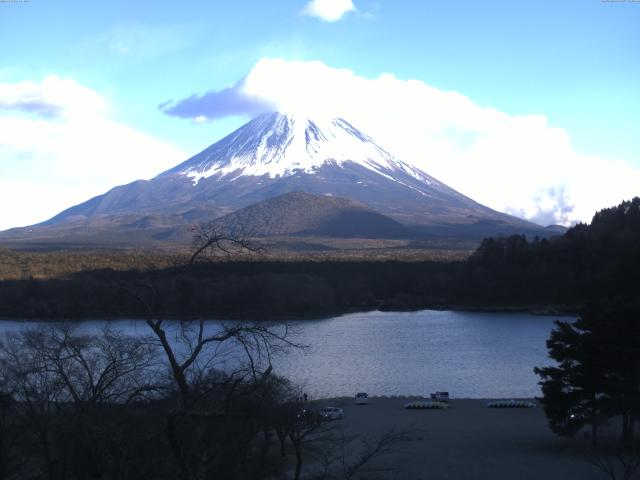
0, 310, 569, 399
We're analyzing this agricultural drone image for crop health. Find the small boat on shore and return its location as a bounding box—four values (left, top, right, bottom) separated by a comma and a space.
405, 401, 449, 409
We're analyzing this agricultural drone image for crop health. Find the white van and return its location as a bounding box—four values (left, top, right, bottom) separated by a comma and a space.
355, 392, 369, 405
430, 392, 450, 402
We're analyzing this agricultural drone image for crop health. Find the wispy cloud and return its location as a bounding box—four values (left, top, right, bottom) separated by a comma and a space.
302, 0, 356, 22
0, 99, 63, 119
105, 21, 202, 58
159, 58, 640, 226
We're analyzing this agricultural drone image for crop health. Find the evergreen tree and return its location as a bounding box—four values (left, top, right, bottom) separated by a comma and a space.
535, 315, 608, 443
535, 301, 640, 446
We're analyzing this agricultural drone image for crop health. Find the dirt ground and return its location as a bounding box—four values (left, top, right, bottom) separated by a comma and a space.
313, 396, 604, 480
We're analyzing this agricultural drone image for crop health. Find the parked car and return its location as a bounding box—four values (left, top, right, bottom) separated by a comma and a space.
355, 392, 369, 405
567, 404, 592, 422
319, 406, 344, 421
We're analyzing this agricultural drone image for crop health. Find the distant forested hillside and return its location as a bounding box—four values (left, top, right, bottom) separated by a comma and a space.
0, 198, 637, 319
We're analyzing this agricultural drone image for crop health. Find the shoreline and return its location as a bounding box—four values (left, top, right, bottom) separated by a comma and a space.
318, 394, 541, 402
0, 304, 579, 323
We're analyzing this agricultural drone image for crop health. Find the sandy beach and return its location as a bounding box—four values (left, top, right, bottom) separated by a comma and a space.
311, 397, 602, 480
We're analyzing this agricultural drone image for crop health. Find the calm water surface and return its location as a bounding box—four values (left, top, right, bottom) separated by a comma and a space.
0, 310, 569, 398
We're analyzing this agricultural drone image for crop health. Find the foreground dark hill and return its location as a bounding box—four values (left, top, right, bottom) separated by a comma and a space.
0, 111, 550, 248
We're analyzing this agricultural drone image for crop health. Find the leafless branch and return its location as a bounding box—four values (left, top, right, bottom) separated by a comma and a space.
189, 222, 263, 265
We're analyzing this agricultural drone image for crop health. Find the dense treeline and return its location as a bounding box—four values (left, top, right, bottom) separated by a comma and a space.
0, 261, 461, 319
464, 197, 640, 306
1, 198, 639, 319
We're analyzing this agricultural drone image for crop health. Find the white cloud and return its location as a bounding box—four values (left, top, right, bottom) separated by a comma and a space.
198, 58, 640, 225
0, 76, 186, 231
302, 0, 356, 22
0, 76, 107, 118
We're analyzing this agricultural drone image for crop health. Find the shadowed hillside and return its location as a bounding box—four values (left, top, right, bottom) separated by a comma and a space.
209, 191, 410, 238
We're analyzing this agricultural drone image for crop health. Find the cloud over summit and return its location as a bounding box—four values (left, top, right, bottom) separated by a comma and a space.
160, 58, 640, 226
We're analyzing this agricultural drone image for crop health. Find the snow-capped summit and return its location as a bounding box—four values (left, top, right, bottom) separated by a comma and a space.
163, 112, 436, 187
25, 110, 548, 241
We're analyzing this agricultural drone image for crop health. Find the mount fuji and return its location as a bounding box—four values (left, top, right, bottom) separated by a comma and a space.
1, 112, 549, 246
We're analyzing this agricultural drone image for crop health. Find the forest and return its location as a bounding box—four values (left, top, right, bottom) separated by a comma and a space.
0, 198, 638, 320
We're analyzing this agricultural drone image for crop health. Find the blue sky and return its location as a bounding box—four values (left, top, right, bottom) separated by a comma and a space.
0, 0, 638, 229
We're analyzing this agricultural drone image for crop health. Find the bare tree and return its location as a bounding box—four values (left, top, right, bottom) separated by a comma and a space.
287, 406, 334, 480
189, 222, 261, 265
1, 330, 67, 480
122, 224, 290, 402
146, 317, 298, 407
284, 412, 412, 480
135, 314, 302, 480
270, 396, 303, 458
14, 324, 159, 408
0, 388, 25, 480
0, 324, 162, 480
120, 223, 305, 480
124, 223, 301, 405
310, 428, 413, 480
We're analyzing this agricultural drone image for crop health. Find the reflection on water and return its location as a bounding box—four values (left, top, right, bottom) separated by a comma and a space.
277, 310, 564, 398
0, 310, 568, 398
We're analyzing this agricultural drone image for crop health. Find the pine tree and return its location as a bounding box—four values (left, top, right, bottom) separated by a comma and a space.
535, 301, 640, 446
